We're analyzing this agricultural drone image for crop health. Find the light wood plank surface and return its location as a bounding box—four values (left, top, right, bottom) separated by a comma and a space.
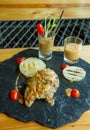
0, 46, 90, 130
0, 0, 90, 5
0, 0, 90, 20
0, 46, 90, 63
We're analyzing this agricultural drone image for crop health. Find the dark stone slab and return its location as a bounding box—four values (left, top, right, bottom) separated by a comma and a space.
0, 49, 90, 128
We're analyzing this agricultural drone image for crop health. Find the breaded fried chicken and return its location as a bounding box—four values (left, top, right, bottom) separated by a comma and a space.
24, 68, 59, 107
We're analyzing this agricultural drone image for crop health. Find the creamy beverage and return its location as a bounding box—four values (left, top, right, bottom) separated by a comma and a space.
64, 43, 81, 61
64, 36, 82, 64
39, 37, 53, 56
39, 36, 54, 60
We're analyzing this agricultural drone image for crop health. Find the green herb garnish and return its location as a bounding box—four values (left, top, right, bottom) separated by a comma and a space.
44, 15, 58, 37
26, 89, 31, 93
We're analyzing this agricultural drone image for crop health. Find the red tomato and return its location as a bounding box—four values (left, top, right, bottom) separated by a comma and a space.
9, 89, 19, 101
16, 57, 26, 64
36, 23, 44, 35
71, 89, 80, 98
60, 64, 69, 70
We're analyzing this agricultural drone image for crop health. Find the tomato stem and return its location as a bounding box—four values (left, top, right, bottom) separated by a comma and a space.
15, 72, 21, 87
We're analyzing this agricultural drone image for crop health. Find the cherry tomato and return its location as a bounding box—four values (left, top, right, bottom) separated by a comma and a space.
36, 23, 44, 35
71, 89, 80, 98
9, 89, 19, 101
60, 64, 69, 70
16, 57, 26, 64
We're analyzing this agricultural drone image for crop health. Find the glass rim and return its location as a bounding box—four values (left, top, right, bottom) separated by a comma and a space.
38, 33, 55, 38
64, 36, 83, 43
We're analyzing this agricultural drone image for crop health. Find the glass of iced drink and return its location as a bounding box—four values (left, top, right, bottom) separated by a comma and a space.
38, 34, 54, 60
64, 36, 82, 64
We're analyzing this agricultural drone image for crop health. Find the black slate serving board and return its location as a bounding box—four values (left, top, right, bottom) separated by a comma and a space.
0, 49, 90, 128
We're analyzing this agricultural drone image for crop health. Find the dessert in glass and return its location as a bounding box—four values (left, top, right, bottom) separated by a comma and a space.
64, 36, 82, 64
36, 11, 64, 61
38, 34, 54, 60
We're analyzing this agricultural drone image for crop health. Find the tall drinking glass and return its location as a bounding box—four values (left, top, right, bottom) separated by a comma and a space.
38, 34, 54, 60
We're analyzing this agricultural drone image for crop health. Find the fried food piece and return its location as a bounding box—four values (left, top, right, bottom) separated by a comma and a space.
24, 68, 59, 107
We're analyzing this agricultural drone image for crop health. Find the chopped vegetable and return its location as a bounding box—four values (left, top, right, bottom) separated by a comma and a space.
36, 23, 44, 35
9, 89, 19, 101
65, 88, 72, 97
46, 16, 58, 36
16, 57, 26, 64
71, 89, 80, 98
60, 64, 69, 70
65, 88, 80, 98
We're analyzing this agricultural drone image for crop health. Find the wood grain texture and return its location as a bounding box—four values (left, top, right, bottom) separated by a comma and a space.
0, 0, 90, 20
0, 7, 90, 20
0, 0, 90, 4
0, 46, 90, 63
0, 45, 90, 130
0, 0, 90, 5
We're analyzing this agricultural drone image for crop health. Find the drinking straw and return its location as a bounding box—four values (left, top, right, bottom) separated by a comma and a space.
52, 10, 64, 36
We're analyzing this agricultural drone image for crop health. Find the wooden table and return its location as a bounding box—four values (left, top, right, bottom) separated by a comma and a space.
0, 0, 90, 20
0, 46, 90, 130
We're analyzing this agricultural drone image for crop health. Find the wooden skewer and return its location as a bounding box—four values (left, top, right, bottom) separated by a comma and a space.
52, 10, 64, 36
